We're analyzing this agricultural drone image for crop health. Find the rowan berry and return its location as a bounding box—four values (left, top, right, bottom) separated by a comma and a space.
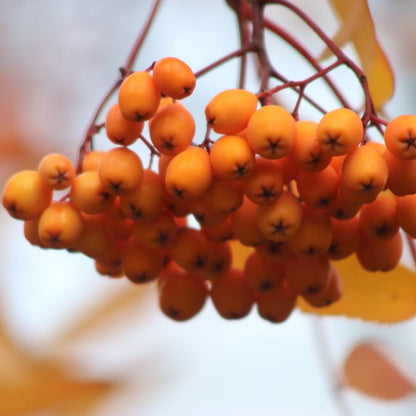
37, 202, 84, 249
256, 280, 297, 323
99, 147, 144, 196
395, 194, 416, 237
152, 57, 196, 100
201, 216, 234, 244
210, 135, 255, 180
384, 114, 416, 160
256, 190, 303, 242
158, 268, 208, 321
243, 157, 284, 205
205, 89, 258, 134
165, 146, 213, 199
118, 71, 160, 121
149, 102, 195, 155
202, 178, 243, 214
210, 268, 254, 319
289, 120, 332, 172
38, 153, 76, 190
327, 216, 360, 260
2, 170, 53, 220
81, 151, 105, 172
246, 105, 296, 159
383, 149, 416, 196
105, 103, 144, 146
70, 171, 115, 214
317, 108, 363, 156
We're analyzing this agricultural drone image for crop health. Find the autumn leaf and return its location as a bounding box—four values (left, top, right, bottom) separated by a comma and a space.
298, 254, 416, 323
326, 0, 395, 109
344, 341, 416, 399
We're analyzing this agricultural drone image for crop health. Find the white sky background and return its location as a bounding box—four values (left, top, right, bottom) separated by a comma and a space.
1, 0, 416, 415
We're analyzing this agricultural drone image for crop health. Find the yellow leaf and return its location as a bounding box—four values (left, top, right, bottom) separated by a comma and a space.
299, 255, 416, 323
344, 342, 416, 399
327, 0, 395, 109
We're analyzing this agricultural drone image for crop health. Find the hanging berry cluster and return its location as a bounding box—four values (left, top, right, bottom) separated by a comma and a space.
2, 0, 415, 323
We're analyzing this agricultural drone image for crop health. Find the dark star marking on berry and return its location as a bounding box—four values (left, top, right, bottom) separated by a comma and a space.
270, 220, 289, 236
260, 279, 273, 291
403, 134, 416, 150
168, 306, 181, 318
233, 162, 249, 178
306, 284, 321, 294
268, 138, 281, 154
172, 186, 184, 198
162, 138, 175, 150
130, 204, 143, 218
155, 231, 169, 245
327, 135, 340, 150
375, 222, 390, 236
257, 186, 276, 202
192, 255, 205, 269
48, 232, 61, 245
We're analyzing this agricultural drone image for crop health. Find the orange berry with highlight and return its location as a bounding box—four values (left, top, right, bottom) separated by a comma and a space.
165, 146, 213, 199
210, 135, 255, 180
246, 105, 296, 159
243, 158, 284, 205
384, 114, 416, 160
38, 153, 75, 190
150, 102, 195, 155
2, 170, 53, 220
256, 190, 303, 242
152, 57, 196, 99
383, 149, 416, 196
105, 103, 144, 146
327, 216, 360, 260
289, 120, 332, 172
317, 108, 363, 156
210, 268, 254, 319
70, 171, 115, 214
205, 89, 258, 134
81, 151, 105, 172
158, 268, 208, 321
98, 147, 143, 195
119, 169, 165, 220
118, 71, 160, 121
38, 202, 84, 249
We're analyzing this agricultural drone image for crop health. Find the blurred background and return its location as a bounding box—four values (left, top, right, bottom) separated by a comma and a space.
1, 0, 416, 415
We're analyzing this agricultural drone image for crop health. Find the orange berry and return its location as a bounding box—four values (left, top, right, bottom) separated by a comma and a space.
210, 269, 254, 319
384, 114, 416, 159
133, 211, 178, 250
105, 103, 144, 146
359, 193, 398, 240
288, 206, 333, 256
72, 213, 113, 258
356, 231, 403, 272
38, 202, 84, 249
231, 197, 266, 246
284, 253, 331, 296
327, 216, 360, 260
95, 259, 124, 278
202, 178, 243, 214
149, 102, 195, 155
98, 147, 143, 195
38, 153, 75, 190
152, 57, 196, 99
165, 146, 213, 199
243, 251, 284, 293
340, 145, 388, 204
289, 120, 332, 172
81, 151, 105, 172
118, 71, 160, 121
296, 165, 338, 209
273, 156, 299, 184
254, 240, 292, 263
70, 171, 115, 214
256, 190, 303, 242
158, 268, 207, 321
205, 89, 258, 134
199, 242, 233, 281
326, 188, 361, 220
243, 157, 284, 205
119, 169, 165, 220
383, 149, 416, 196
246, 105, 296, 159
121, 239, 164, 284
317, 108, 363, 156
256, 280, 297, 323
210, 135, 255, 180
301, 267, 342, 308
23, 217, 43, 247
2, 170, 53, 220
170, 227, 212, 275
396, 194, 416, 237
201, 217, 234, 244
190, 198, 229, 227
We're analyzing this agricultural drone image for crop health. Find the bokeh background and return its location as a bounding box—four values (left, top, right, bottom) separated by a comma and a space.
1, 0, 416, 415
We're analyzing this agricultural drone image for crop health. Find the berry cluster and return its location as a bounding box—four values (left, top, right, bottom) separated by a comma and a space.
2, 56, 416, 323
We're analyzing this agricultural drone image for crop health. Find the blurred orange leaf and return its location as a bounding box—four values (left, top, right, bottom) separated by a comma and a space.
344, 342, 416, 399
298, 255, 416, 323
326, 0, 395, 109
